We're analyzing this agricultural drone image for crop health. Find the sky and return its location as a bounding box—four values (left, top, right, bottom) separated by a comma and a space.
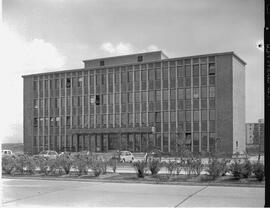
0, 0, 264, 143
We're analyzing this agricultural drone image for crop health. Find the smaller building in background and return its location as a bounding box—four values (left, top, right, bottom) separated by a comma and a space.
246, 119, 264, 155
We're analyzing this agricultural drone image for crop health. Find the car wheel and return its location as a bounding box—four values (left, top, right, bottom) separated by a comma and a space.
123, 158, 125, 163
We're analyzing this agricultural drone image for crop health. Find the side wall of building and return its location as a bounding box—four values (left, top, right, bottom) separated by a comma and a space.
23, 77, 34, 153
216, 55, 233, 155
232, 57, 246, 154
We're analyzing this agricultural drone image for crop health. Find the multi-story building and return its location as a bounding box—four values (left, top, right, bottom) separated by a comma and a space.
246, 119, 264, 154
23, 51, 246, 155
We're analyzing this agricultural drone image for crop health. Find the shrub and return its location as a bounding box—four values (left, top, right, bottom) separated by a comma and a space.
183, 159, 194, 177
229, 159, 242, 179
241, 160, 252, 178
191, 158, 204, 176
109, 158, 118, 173
2, 156, 16, 175
133, 161, 147, 178
253, 162, 264, 181
35, 157, 50, 175
148, 158, 161, 175
91, 159, 104, 177
14, 155, 36, 175
58, 153, 73, 174
165, 160, 176, 176
175, 159, 185, 175
72, 153, 88, 176
206, 158, 222, 179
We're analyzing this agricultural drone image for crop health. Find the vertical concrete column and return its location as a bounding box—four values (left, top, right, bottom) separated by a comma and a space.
160, 62, 163, 152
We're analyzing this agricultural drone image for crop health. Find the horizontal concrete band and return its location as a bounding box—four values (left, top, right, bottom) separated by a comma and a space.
67, 127, 153, 134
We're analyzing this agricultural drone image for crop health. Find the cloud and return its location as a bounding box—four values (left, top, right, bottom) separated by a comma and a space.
0, 24, 66, 143
100, 42, 160, 56
100, 42, 135, 55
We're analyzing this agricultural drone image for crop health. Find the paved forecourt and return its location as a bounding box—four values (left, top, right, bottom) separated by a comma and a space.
2, 178, 264, 207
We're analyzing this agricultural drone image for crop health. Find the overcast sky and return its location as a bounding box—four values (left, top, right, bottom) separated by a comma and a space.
1, 0, 264, 143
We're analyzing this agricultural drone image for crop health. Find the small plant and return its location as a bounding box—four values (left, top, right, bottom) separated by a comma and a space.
91, 159, 103, 177
2, 156, 16, 175
191, 158, 204, 176
133, 160, 147, 178
252, 162, 264, 181
109, 158, 117, 173
148, 158, 161, 175
206, 158, 222, 179
175, 159, 184, 175
58, 153, 73, 174
229, 159, 242, 179
241, 159, 252, 178
165, 160, 176, 176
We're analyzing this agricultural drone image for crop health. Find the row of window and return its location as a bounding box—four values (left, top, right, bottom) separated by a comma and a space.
34, 99, 216, 115
34, 87, 216, 108
34, 71, 216, 91
33, 131, 217, 153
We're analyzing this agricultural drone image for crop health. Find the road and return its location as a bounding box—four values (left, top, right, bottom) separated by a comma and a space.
2, 178, 264, 207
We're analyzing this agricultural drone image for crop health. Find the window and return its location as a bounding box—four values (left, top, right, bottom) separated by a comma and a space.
201, 100, 207, 109
34, 99, 38, 109
177, 66, 184, 77
201, 64, 207, 76
209, 76, 215, 85
193, 65, 199, 76
100, 60, 105, 66
163, 68, 168, 80
185, 77, 191, 87
209, 63, 215, 75
185, 88, 191, 99
33, 81, 38, 91
185, 65, 191, 76
185, 100, 191, 109
193, 77, 199, 86
193, 88, 199, 98
209, 87, 215, 97
66, 78, 71, 88
201, 110, 207, 120
194, 111, 199, 121
178, 89, 185, 99
201, 76, 207, 86
170, 90, 176, 99
149, 69, 155, 80
209, 99, 215, 108
34, 118, 38, 127
163, 90, 168, 100
185, 111, 191, 121
137, 56, 143, 62
149, 91, 155, 101
178, 111, 185, 121
96, 95, 100, 105
128, 71, 133, 82
201, 87, 207, 98
193, 99, 199, 109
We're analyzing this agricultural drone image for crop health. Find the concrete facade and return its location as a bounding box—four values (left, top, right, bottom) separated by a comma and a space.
22, 51, 246, 155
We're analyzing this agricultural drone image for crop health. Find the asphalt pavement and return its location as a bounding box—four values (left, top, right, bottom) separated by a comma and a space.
2, 178, 264, 207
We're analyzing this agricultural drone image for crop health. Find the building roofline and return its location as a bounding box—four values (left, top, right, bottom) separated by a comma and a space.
82, 50, 168, 63
22, 51, 246, 78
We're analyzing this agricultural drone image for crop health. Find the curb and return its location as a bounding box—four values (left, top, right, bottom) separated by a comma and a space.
2, 175, 265, 188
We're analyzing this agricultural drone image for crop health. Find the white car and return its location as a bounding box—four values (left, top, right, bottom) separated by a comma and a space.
2, 149, 13, 156
119, 151, 134, 163
38, 150, 59, 159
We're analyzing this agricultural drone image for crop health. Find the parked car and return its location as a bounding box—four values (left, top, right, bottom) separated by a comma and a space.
119, 151, 134, 163
38, 150, 59, 159
2, 149, 13, 156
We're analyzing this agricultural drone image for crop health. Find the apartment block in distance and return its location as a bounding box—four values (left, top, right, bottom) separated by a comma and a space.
246, 119, 264, 154
22, 51, 246, 155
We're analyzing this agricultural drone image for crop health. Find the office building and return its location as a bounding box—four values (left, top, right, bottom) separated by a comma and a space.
23, 51, 246, 155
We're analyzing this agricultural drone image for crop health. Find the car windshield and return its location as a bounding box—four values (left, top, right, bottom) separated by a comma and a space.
39, 151, 47, 154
